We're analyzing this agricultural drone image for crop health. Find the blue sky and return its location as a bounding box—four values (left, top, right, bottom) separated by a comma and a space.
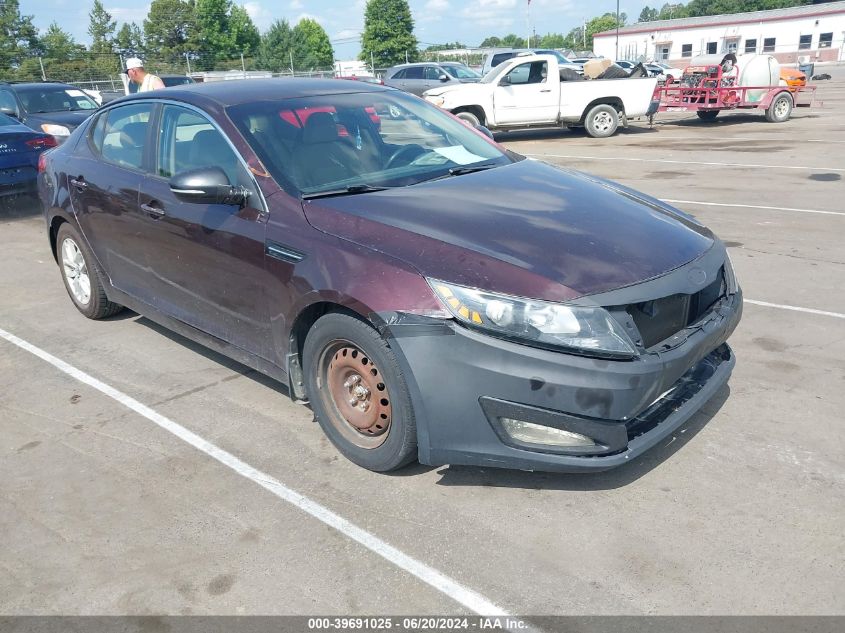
21, 0, 651, 60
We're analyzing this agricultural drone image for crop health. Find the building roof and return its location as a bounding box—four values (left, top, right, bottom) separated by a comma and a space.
595, 1, 845, 38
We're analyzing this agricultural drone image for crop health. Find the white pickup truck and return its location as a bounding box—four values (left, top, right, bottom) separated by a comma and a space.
423, 55, 659, 138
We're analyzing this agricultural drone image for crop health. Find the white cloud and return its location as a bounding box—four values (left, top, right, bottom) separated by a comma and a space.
294, 12, 325, 25
242, 2, 274, 31
106, 5, 151, 26
289, 0, 303, 9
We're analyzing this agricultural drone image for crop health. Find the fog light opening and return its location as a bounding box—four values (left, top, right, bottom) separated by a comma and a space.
500, 418, 596, 447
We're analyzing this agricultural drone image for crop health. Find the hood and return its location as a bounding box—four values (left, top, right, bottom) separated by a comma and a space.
424, 81, 491, 99
24, 110, 93, 132
302, 160, 714, 303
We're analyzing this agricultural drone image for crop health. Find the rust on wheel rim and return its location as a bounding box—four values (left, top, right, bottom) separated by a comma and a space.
322, 343, 391, 449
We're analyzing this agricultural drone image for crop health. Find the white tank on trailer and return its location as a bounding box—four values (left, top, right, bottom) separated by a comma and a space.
736, 54, 779, 102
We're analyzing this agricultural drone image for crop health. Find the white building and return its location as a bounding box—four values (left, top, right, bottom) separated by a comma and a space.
594, 1, 845, 66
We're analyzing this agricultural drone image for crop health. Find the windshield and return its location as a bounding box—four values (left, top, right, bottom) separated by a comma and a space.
444, 65, 481, 80
17, 87, 98, 113
228, 90, 510, 196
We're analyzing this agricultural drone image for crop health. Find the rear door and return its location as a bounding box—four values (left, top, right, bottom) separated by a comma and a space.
402, 66, 427, 95
137, 104, 271, 357
493, 60, 560, 124
68, 102, 155, 298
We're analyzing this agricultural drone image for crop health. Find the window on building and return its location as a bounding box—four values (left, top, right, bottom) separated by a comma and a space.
744, 39, 757, 53
819, 32, 833, 48
682, 44, 692, 57
706, 42, 717, 54
763, 37, 776, 53
659, 45, 671, 61
799, 34, 812, 50
725, 40, 738, 53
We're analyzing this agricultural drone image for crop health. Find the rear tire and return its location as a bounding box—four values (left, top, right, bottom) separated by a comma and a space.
454, 110, 481, 127
696, 110, 720, 121
584, 104, 619, 138
765, 92, 793, 123
56, 223, 123, 319
303, 312, 417, 472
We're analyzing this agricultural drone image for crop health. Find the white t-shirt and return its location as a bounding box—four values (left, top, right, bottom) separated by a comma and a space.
139, 73, 162, 92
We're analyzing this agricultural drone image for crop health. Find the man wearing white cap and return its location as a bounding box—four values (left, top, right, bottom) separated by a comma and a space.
125, 57, 165, 92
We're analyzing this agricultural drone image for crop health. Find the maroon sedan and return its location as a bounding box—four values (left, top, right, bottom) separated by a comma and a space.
38, 80, 741, 473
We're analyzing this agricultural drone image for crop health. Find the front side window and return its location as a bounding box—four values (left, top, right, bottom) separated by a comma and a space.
157, 105, 241, 185
819, 33, 833, 48
744, 39, 757, 53
98, 103, 152, 171
504, 61, 547, 85
228, 91, 511, 196
682, 44, 692, 57
799, 34, 812, 50
444, 65, 481, 79
424, 66, 443, 80
763, 38, 776, 53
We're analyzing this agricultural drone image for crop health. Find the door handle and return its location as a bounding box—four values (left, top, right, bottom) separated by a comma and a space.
540, 89, 552, 93
70, 178, 87, 190
140, 202, 165, 217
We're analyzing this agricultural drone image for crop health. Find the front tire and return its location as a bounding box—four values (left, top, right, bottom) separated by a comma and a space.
303, 312, 417, 472
56, 223, 123, 319
765, 92, 793, 123
584, 104, 619, 138
454, 110, 481, 127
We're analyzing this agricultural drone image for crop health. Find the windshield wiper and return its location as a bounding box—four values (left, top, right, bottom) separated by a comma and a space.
416, 162, 499, 184
301, 184, 391, 200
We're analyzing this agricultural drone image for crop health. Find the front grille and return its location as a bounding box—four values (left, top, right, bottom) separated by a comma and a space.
626, 268, 726, 348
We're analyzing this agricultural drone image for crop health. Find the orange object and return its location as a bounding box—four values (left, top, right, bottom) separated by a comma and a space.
780, 67, 807, 91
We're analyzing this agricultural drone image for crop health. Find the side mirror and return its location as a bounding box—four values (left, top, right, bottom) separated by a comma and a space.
499, 75, 511, 86
169, 166, 249, 206
0, 106, 19, 119
474, 124, 494, 140
439, 74, 449, 82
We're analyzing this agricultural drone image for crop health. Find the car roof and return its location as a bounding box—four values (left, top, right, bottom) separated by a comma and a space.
117, 78, 391, 108
1, 82, 81, 91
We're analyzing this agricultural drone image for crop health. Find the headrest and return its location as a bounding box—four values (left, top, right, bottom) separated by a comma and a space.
302, 111, 338, 144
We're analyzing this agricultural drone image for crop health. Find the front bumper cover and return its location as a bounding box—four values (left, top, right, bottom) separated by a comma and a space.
377, 290, 741, 473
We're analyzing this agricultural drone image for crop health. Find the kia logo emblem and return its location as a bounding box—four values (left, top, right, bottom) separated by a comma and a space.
688, 267, 707, 286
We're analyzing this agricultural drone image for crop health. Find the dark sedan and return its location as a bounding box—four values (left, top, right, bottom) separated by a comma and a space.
0, 113, 56, 198
39, 79, 741, 473
0, 82, 99, 144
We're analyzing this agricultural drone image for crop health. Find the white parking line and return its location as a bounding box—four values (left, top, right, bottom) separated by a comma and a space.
525, 153, 845, 172
744, 300, 845, 320
0, 326, 509, 618
662, 199, 845, 217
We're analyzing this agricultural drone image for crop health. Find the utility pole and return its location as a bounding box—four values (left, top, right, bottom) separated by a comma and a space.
38, 57, 46, 81
615, 0, 620, 60
290, 51, 295, 76
371, 51, 375, 75
241, 53, 246, 79
185, 53, 192, 76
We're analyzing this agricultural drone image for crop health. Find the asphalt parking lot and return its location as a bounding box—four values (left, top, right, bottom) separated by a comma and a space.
1, 68, 843, 618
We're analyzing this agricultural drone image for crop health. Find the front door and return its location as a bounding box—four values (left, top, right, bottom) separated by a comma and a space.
493, 60, 559, 125
68, 102, 155, 298
137, 104, 270, 357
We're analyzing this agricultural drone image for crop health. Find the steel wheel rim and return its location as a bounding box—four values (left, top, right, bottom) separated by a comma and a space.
775, 98, 789, 118
317, 340, 391, 449
593, 112, 613, 132
61, 237, 91, 305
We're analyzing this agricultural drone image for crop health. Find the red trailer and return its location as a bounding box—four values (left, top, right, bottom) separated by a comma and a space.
652, 57, 819, 123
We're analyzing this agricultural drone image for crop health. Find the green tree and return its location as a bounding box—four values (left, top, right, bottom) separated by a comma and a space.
114, 22, 145, 57
145, 0, 195, 61
291, 18, 334, 70
229, 4, 260, 56
359, 0, 418, 67
194, 0, 233, 66
88, 0, 116, 54
500, 33, 522, 47
584, 13, 622, 50
538, 33, 566, 48
638, 6, 660, 22
41, 22, 83, 61
0, 0, 38, 74
479, 36, 501, 47
257, 19, 295, 73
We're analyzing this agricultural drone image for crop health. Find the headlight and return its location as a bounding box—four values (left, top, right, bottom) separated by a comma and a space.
41, 124, 71, 137
429, 279, 637, 357
426, 95, 445, 107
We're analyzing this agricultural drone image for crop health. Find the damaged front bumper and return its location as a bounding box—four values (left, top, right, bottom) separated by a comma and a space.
378, 290, 741, 473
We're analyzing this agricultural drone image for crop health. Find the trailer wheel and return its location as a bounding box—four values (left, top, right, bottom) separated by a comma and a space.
584, 104, 619, 138
696, 110, 720, 121
765, 92, 793, 123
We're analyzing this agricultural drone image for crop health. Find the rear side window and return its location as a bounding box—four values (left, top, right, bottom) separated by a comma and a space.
89, 112, 107, 153
97, 103, 153, 171
491, 53, 515, 67
404, 66, 424, 79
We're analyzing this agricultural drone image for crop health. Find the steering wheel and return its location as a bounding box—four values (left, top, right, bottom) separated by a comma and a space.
385, 144, 425, 170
